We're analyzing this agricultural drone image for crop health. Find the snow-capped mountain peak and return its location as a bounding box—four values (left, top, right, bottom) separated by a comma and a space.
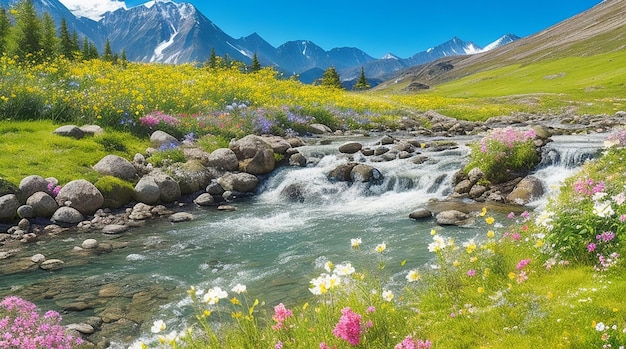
381, 53, 399, 60
58, 0, 126, 21
481, 34, 521, 52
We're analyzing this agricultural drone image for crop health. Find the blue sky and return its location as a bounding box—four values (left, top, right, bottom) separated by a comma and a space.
125, 0, 603, 58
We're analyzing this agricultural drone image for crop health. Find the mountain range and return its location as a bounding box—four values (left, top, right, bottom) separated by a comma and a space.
0, 0, 519, 86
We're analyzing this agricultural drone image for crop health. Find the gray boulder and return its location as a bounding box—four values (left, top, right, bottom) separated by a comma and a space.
19, 175, 49, 202
53, 125, 84, 139
169, 212, 194, 223
207, 148, 239, 171
133, 176, 161, 204
217, 173, 259, 193
229, 135, 276, 175
309, 123, 332, 134
288, 153, 307, 167
338, 141, 363, 154
154, 174, 181, 203
350, 164, 383, 183
0, 194, 19, 221
79, 125, 104, 136
206, 181, 225, 196
409, 209, 433, 220
17, 205, 33, 219
264, 136, 292, 155
0, 177, 18, 196
93, 155, 137, 181
435, 210, 470, 226
55, 180, 104, 215
328, 163, 358, 182
51, 207, 84, 224
26, 191, 59, 218
193, 193, 215, 206
150, 130, 180, 149
507, 176, 545, 205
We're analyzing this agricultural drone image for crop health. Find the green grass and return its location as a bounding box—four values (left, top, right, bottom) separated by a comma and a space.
0, 120, 149, 185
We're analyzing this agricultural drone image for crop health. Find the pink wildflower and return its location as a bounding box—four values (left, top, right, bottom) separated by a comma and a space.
271, 303, 293, 330
332, 307, 363, 346
366, 306, 376, 313
596, 231, 615, 243
620, 214, 626, 222
587, 243, 597, 253
395, 335, 432, 349
507, 212, 515, 219
516, 259, 531, 270
467, 269, 476, 277
520, 211, 530, 219
516, 271, 528, 284
511, 233, 521, 241
275, 341, 283, 349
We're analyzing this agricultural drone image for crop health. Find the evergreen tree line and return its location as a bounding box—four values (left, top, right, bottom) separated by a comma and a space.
0, 0, 126, 64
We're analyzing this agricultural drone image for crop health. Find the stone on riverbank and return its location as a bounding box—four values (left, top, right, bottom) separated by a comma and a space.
18, 175, 49, 203
51, 207, 84, 224
150, 130, 180, 148
207, 148, 239, 171
53, 125, 84, 139
93, 155, 138, 181
26, 191, 59, 218
55, 180, 104, 215
133, 176, 160, 204
506, 176, 545, 205
0, 194, 20, 221
217, 172, 259, 193
230, 135, 276, 175
169, 212, 194, 223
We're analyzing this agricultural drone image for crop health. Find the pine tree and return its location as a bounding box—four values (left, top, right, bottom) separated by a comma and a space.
206, 48, 217, 69
71, 30, 79, 52
0, 8, 10, 54
320, 66, 343, 89
12, 0, 42, 59
353, 66, 371, 91
102, 38, 113, 62
40, 12, 58, 59
250, 52, 261, 72
58, 17, 74, 59
81, 37, 89, 59
88, 42, 99, 59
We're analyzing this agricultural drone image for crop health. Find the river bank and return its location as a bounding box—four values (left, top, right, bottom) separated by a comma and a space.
1, 111, 624, 347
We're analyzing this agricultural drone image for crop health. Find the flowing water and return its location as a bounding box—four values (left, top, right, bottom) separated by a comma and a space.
0, 133, 606, 346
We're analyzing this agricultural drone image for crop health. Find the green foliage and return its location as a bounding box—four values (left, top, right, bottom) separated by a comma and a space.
543, 144, 626, 264
320, 66, 343, 89
94, 175, 134, 209
0, 120, 148, 184
196, 134, 231, 153
10, 0, 42, 60
147, 147, 186, 167
250, 52, 261, 72
465, 127, 540, 183
94, 133, 129, 153
353, 66, 370, 91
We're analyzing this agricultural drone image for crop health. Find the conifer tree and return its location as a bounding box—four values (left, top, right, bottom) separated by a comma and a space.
59, 17, 74, 59
353, 66, 371, 91
102, 38, 113, 62
206, 48, 217, 69
71, 30, 79, 52
320, 66, 343, 89
12, 0, 42, 59
250, 52, 261, 72
40, 12, 58, 59
88, 42, 99, 59
0, 8, 10, 54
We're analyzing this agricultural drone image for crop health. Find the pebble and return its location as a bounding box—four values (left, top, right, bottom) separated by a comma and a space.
31, 253, 46, 263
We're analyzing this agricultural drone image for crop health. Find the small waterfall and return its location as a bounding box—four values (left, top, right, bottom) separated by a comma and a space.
257, 139, 470, 215
538, 134, 604, 168
532, 133, 606, 208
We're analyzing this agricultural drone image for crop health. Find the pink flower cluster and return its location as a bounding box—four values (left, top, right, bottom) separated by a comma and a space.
332, 307, 363, 346
271, 303, 293, 330
139, 110, 181, 128
394, 335, 432, 349
0, 296, 83, 348
573, 178, 605, 196
516, 259, 531, 270
479, 127, 536, 153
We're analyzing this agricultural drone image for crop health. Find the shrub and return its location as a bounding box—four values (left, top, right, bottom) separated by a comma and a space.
465, 127, 539, 183
147, 145, 186, 167
0, 296, 84, 348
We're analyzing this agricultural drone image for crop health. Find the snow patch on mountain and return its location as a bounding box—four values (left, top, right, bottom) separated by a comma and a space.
58, 0, 126, 21
151, 24, 178, 62
464, 43, 482, 54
